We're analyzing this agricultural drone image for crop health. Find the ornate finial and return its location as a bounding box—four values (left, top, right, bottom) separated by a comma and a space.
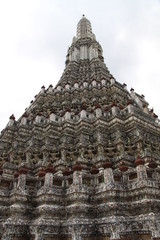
82, 14, 85, 17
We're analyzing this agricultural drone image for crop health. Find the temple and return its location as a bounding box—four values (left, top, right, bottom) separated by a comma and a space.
0, 15, 160, 240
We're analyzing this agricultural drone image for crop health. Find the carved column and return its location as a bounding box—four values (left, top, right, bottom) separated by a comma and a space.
103, 161, 114, 188
72, 163, 82, 188
35, 234, 44, 240
13, 164, 28, 189
44, 164, 54, 188
137, 164, 147, 181
110, 223, 120, 240
71, 226, 82, 240
30, 226, 45, 240
135, 156, 147, 181
26, 150, 32, 165
72, 232, 82, 240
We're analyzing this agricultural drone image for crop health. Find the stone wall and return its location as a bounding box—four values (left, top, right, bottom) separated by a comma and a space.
45, 237, 72, 240
121, 233, 151, 240
82, 237, 110, 240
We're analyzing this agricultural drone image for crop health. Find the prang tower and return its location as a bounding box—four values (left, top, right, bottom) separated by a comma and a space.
0, 16, 160, 240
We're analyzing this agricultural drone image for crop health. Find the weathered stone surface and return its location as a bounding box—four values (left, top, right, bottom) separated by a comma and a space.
0, 15, 160, 240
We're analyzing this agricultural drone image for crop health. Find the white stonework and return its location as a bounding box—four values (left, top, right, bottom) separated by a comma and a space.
0, 15, 159, 240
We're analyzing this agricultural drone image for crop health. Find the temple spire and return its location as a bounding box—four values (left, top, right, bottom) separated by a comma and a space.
58, 16, 105, 86
77, 15, 94, 39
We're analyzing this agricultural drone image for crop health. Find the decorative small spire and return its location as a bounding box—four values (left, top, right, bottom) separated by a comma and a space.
9, 114, 15, 120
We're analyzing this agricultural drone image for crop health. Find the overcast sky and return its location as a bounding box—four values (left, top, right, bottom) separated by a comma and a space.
0, 0, 160, 131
